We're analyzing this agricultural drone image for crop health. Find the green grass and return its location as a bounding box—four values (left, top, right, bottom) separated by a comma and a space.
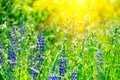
0, 0, 120, 80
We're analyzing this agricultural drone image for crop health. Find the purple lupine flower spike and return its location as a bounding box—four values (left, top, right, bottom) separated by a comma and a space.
0, 53, 4, 65
31, 33, 45, 78
48, 75, 53, 80
36, 34, 41, 51
48, 75, 61, 80
70, 72, 78, 80
8, 46, 16, 68
96, 44, 104, 79
32, 67, 38, 78
36, 33, 45, 54
19, 21, 24, 35
59, 58, 67, 76
59, 46, 67, 76
10, 27, 18, 51
8, 27, 17, 68
40, 33, 45, 54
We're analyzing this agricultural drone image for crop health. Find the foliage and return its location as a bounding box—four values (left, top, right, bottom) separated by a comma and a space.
0, 0, 120, 80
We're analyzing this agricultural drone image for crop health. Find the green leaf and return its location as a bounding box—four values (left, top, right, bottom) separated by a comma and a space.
0, 73, 4, 80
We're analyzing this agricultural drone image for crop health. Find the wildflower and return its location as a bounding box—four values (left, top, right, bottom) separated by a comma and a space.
59, 58, 67, 76
10, 27, 18, 51
19, 21, 24, 35
36, 33, 45, 54
96, 44, 104, 79
70, 72, 78, 80
0, 53, 4, 65
8, 46, 16, 68
8, 27, 17, 68
59, 46, 67, 76
48, 75, 61, 80
30, 33, 45, 78
32, 67, 38, 78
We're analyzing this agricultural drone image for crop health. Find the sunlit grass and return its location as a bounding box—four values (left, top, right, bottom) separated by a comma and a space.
0, 0, 120, 80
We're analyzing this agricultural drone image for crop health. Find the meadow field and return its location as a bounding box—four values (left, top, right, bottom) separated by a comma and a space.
0, 0, 120, 80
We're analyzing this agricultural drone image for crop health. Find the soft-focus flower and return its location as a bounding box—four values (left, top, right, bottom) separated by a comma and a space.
70, 72, 78, 80
0, 53, 4, 65
59, 58, 67, 76
59, 46, 67, 76
30, 33, 45, 78
32, 67, 38, 78
10, 27, 18, 51
96, 44, 104, 79
36, 33, 45, 54
8, 27, 17, 68
19, 21, 24, 35
8, 46, 16, 68
48, 75, 61, 80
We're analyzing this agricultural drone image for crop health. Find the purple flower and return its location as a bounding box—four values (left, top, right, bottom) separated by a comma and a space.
59, 46, 67, 76
70, 72, 78, 80
30, 33, 45, 78
36, 33, 45, 54
32, 67, 38, 78
10, 27, 18, 51
96, 44, 104, 79
8, 46, 16, 67
48, 75, 61, 80
19, 21, 24, 35
0, 53, 4, 65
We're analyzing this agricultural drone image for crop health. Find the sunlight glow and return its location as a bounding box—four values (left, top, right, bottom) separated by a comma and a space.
31, 0, 117, 33
77, 0, 84, 3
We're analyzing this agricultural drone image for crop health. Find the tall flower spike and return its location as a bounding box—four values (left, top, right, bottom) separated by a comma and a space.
10, 27, 18, 51
32, 67, 38, 78
70, 72, 78, 80
40, 33, 45, 54
31, 33, 45, 78
48, 75, 61, 80
9, 27, 17, 68
96, 44, 104, 79
19, 21, 24, 35
36, 33, 45, 54
59, 46, 67, 76
0, 53, 4, 65
8, 46, 16, 68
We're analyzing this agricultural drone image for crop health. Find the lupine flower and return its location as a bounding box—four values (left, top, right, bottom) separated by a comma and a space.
36, 33, 45, 54
70, 72, 78, 80
59, 58, 67, 76
31, 33, 45, 78
19, 21, 24, 35
0, 53, 4, 65
32, 67, 38, 78
59, 46, 67, 76
8, 27, 17, 68
48, 75, 61, 80
96, 44, 104, 79
8, 46, 16, 67
36, 34, 41, 51
10, 27, 18, 51
40, 33, 45, 54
